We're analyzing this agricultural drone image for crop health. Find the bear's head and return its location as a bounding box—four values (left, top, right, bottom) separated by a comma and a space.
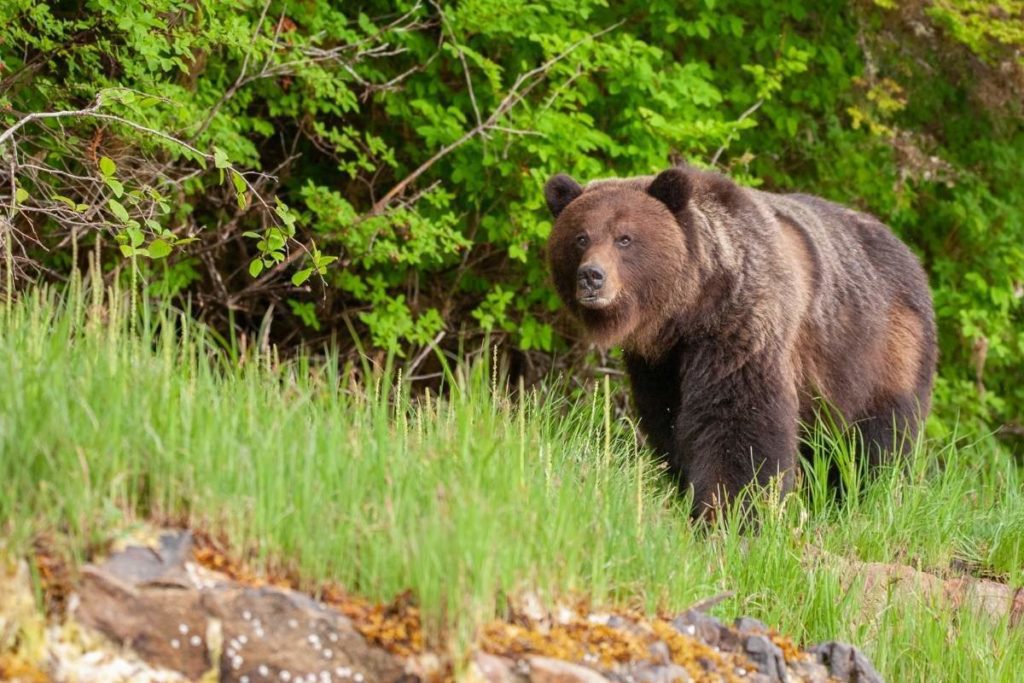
544, 168, 703, 353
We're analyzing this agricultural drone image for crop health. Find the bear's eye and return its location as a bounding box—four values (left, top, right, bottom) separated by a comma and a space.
575, 234, 589, 248
616, 235, 632, 247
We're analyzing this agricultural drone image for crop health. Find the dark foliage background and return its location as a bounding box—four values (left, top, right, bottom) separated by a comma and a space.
1, 0, 1021, 443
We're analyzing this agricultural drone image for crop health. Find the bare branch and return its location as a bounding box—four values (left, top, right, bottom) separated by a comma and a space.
190, 0, 273, 141
370, 20, 624, 215
429, 0, 482, 130
710, 98, 764, 167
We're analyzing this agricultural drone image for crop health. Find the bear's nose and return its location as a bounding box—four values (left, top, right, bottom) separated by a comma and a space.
577, 264, 605, 290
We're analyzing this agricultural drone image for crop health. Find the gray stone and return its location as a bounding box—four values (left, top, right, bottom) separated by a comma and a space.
743, 634, 787, 682
670, 610, 735, 650
470, 652, 521, 682
807, 641, 884, 683
527, 656, 610, 683
102, 530, 194, 587
647, 641, 671, 666
627, 663, 693, 682
733, 616, 769, 634
76, 563, 212, 680
788, 660, 832, 683
606, 615, 631, 630
202, 583, 408, 682
634, 663, 692, 683
74, 530, 409, 683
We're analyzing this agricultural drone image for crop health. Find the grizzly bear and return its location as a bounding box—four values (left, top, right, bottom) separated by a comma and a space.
544, 166, 937, 516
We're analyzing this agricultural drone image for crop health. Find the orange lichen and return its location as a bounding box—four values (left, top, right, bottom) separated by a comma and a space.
191, 533, 425, 656
191, 531, 292, 589
325, 590, 425, 657
0, 653, 49, 683
33, 535, 72, 615
770, 631, 810, 663
479, 620, 591, 664
479, 604, 761, 682
651, 619, 752, 683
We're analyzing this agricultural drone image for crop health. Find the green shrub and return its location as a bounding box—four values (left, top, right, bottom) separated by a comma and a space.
1, 0, 1021, 439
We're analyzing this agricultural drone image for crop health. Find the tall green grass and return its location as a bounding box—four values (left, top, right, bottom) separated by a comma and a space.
1, 281, 1022, 679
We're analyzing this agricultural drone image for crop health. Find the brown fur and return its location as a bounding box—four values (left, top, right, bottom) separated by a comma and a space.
882, 305, 925, 396
544, 167, 938, 516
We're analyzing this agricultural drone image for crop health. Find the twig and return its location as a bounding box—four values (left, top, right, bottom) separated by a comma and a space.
710, 98, 764, 167
686, 591, 736, 613
370, 20, 623, 215
429, 0, 482, 130
191, 0, 273, 140
407, 330, 447, 376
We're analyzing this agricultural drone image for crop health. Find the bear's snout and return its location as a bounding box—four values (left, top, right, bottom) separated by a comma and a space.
576, 261, 617, 309
577, 263, 605, 291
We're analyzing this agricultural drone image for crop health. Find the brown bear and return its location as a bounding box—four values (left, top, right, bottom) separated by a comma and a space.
544, 166, 937, 516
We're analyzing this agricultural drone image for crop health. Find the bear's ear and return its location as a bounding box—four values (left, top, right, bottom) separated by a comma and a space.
704, 173, 745, 212
544, 174, 584, 218
648, 168, 692, 214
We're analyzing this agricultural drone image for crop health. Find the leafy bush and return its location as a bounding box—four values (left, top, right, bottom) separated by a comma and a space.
0, 0, 1021, 439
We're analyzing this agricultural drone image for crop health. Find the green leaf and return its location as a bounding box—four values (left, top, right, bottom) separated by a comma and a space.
249, 258, 264, 277
127, 227, 144, 247
104, 177, 125, 198
119, 244, 134, 257
53, 194, 76, 210
213, 146, 230, 169
231, 170, 248, 209
148, 239, 172, 259
99, 156, 117, 177
108, 199, 130, 223
231, 170, 246, 194
242, 231, 261, 239
15, 188, 28, 204
292, 268, 313, 286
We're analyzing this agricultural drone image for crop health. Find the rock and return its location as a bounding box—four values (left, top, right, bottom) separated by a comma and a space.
807, 641, 883, 683
74, 530, 409, 683
812, 549, 1022, 627
46, 623, 189, 683
788, 660, 832, 683
469, 652, 520, 683
75, 563, 212, 679
526, 656, 610, 683
742, 634, 787, 682
605, 615, 631, 630
201, 584, 408, 682
405, 652, 445, 681
647, 641, 672, 666
734, 617, 769, 634
670, 610, 735, 650
626, 663, 693, 682
101, 530, 194, 586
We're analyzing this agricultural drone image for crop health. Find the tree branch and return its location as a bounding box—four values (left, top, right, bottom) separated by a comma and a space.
369, 20, 623, 215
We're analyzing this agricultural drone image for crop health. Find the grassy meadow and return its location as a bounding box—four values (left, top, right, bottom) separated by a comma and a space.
1, 280, 1022, 681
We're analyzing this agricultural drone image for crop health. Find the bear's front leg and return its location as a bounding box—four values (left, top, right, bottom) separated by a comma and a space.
672, 357, 799, 518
